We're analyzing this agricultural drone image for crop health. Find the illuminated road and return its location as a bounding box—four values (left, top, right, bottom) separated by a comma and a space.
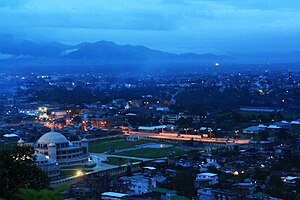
126, 131, 250, 144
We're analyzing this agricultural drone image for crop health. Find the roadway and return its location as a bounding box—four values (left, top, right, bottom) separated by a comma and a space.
127, 131, 250, 144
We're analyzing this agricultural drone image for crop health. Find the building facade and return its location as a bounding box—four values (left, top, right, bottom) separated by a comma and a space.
35, 130, 89, 167
34, 153, 60, 177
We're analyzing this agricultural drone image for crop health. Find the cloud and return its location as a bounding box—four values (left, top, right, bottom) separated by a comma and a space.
0, 0, 179, 31
0, 53, 14, 60
0, 0, 300, 53
0, 52, 31, 60
0, 0, 28, 8
206, 0, 300, 10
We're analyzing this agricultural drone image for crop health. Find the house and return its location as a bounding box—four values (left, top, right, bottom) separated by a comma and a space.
290, 120, 300, 126
267, 125, 282, 129
233, 182, 256, 195
151, 188, 177, 200
242, 126, 265, 134
69, 182, 95, 200
202, 158, 222, 169
175, 159, 192, 168
2, 133, 19, 143
144, 159, 168, 169
138, 125, 167, 132
200, 127, 213, 132
119, 173, 156, 195
110, 179, 129, 194
91, 116, 126, 128
211, 189, 242, 200
101, 192, 128, 200
197, 188, 212, 200
51, 110, 67, 118
196, 173, 219, 184
281, 176, 299, 186
126, 134, 140, 142
165, 169, 178, 177
156, 106, 170, 112
195, 173, 219, 188
273, 121, 290, 128
18, 108, 39, 116
143, 166, 157, 175
240, 106, 279, 112
247, 192, 282, 200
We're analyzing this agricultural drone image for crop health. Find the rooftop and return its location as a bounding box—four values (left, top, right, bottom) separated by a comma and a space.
101, 192, 128, 197
37, 131, 69, 144
198, 172, 218, 177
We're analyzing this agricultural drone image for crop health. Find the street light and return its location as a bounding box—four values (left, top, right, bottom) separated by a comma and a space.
208, 129, 212, 138
184, 128, 188, 134
76, 170, 84, 176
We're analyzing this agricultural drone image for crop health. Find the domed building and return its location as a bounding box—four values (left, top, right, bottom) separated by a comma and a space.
35, 129, 89, 167
34, 153, 60, 177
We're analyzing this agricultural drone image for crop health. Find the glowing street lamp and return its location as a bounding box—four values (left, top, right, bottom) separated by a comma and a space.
184, 128, 188, 134
232, 171, 239, 176
76, 170, 84, 177
208, 129, 212, 138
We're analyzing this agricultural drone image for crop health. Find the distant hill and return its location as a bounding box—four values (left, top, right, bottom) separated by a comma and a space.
1, 35, 299, 69
0, 36, 233, 67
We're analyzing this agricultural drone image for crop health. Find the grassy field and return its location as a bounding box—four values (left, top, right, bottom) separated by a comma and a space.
89, 138, 160, 153
103, 157, 140, 166
115, 147, 186, 158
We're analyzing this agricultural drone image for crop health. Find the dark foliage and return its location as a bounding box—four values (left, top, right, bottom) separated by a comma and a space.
0, 144, 49, 199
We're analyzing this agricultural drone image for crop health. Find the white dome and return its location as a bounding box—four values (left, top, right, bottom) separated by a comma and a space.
37, 131, 69, 144
34, 153, 48, 162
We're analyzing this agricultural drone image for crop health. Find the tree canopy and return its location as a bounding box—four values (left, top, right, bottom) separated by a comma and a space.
0, 144, 49, 199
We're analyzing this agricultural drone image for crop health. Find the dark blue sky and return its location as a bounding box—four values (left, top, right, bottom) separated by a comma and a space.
1, 0, 300, 54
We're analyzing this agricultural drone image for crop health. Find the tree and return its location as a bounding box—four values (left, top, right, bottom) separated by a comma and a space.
207, 166, 220, 174
276, 129, 289, 141
187, 103, 205, 115
0, 144, 49, 199
172, 170, 195, 198
176, 117, 194, 128
15, 185, 68, 200
231, 111, 242, 123
259, 131, 269, 141
125, 166, 132, 176
257, 114, 266, 123
254, 168, 267, 181
72, 116, 82, 124
268, 175, 283, 187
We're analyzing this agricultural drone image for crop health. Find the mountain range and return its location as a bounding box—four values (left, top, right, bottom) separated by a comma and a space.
0, 35, 299, 68
0, 35, 232, 67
